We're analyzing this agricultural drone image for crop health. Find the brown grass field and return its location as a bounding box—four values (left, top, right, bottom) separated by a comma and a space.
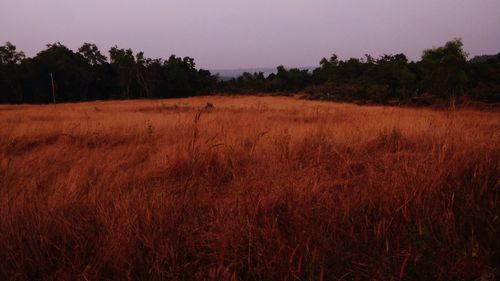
0, 95, 499, 280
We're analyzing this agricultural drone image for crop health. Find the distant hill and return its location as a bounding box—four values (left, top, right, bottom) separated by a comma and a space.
211, 66, 317, 80
469, 54, 499, 63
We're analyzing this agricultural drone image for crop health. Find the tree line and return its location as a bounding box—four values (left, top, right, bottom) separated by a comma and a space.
221, 39, 500, 104
0, 42, 217, 103
1, 39, 499, 104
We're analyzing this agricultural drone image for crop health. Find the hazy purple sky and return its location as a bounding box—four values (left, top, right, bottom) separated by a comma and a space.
1, 0, 499, 69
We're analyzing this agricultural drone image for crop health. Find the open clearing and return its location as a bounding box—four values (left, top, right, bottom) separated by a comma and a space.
1, 96, 499, 280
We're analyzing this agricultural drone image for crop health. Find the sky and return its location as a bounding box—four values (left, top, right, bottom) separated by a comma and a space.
1, 0, 499, 69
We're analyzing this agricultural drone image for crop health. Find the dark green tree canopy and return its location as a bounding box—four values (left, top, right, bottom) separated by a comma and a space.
0, 42, 25, 65
421, 38, 468, 98
78, 43, 107, 66
1, 39, 499, 104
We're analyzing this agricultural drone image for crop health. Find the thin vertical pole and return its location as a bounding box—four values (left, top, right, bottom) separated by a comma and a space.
49, 72, 56, 104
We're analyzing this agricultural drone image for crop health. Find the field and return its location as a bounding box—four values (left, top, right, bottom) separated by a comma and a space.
0, 96, 499, 280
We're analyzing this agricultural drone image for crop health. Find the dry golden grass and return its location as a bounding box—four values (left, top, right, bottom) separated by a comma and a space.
0, 96, 499, 280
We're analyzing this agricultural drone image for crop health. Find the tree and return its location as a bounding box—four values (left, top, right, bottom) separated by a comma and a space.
0, 42, 25, 65
313, 54, 339, 84
420, 38, 468, 99
163, 55, 198, 97
19, 42, 91, 102
0, 42, 26, 102
374, 54, 416, 101
78, 43, 107, 65
466, 52, 500, 102
109, 46, 136, 98
337, 58, 364, 84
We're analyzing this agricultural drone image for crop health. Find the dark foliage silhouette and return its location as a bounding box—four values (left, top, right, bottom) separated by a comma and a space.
1, 39, 499, 104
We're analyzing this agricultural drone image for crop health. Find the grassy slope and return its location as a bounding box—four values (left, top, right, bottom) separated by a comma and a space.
0, 96, 499, 280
